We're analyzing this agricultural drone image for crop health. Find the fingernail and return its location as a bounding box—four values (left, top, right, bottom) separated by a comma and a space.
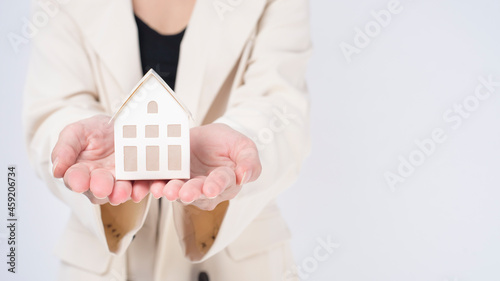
180, 195, 194, 204
205, 186, 218, 199
52, 158, 59, 176
241, 171, 252, 185
206, 193, 218, 199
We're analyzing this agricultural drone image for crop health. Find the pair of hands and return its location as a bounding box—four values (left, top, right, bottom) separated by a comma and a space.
51, 115, 261, 210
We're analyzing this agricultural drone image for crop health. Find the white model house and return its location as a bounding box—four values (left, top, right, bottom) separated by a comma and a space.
112, 69, 191, 180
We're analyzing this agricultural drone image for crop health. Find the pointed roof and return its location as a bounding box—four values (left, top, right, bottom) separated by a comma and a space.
111, 69, 193, 122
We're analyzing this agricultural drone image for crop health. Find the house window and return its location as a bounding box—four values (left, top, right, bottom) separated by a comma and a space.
145, 125, 159, 138
147, 101, 158, 113
168, 145, 181, 170
167, 124, 181, 137
123, 146, 137, 171
123, 125, 136, 138
146, 146, 160, 171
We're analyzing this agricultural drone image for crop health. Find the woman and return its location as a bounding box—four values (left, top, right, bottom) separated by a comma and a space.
23, 0, 311, 280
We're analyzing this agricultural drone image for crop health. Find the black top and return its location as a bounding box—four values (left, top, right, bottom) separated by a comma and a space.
135, 15, 185, 90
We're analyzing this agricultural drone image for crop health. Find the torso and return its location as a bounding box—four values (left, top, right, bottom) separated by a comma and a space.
135, 15, 185, 89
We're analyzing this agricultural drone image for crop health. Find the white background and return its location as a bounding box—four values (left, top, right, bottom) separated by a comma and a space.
1, 0, 500, 280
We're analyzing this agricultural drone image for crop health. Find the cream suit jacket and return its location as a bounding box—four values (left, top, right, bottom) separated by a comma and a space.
23, 0, 311, 280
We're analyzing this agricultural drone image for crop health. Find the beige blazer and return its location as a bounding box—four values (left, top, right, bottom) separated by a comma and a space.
23, 0, 311, 280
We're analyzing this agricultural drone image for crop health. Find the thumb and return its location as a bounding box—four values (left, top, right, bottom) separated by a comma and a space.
51, 122, 87, 178
233, 141, 262, 186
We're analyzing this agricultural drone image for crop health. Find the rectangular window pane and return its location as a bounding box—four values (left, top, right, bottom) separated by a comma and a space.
167, 124, 181, 137
124, 146, 137, 171
146, 146, 160, 171
123, 125, 136, 138
168, 145, 181, 170
145, 125, 159, 138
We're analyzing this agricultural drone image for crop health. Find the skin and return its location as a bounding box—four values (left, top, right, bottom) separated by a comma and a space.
133, 0, 196, 35
51, 115, 262, 210
51, 0, 261, 210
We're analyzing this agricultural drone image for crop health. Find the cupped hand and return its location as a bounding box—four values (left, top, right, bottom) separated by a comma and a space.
52, 116, 261, 209
150, 123, 262, 210
51, 115, 155, 205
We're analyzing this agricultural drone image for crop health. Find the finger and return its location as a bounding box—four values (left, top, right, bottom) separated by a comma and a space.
51, 123, 87, 178
108, 180, 132, 205
131, 180, 150, 203
203, 166, 235, 198
84, 190, 109, 205
89, 168, 115, 199
163, 180, 184, 201
63, 163, 91, 193
178, 177, 205, 203
150, 180, 166, 199
233, 142, 262, 185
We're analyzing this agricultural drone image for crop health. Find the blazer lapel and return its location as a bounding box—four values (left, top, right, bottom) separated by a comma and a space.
66, 0, 143, 97
68, 0, 267, 123
175, 0, 267, 123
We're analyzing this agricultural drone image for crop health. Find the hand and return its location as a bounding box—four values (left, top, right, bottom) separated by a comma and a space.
51, 115, 155, 205
151, 123, 262, 210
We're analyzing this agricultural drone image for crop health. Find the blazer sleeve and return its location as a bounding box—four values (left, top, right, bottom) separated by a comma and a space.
22, 5, 150, 256
177, 0, 312, 262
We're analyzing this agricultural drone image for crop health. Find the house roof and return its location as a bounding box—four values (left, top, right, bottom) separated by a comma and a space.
110, 69, 193, 122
